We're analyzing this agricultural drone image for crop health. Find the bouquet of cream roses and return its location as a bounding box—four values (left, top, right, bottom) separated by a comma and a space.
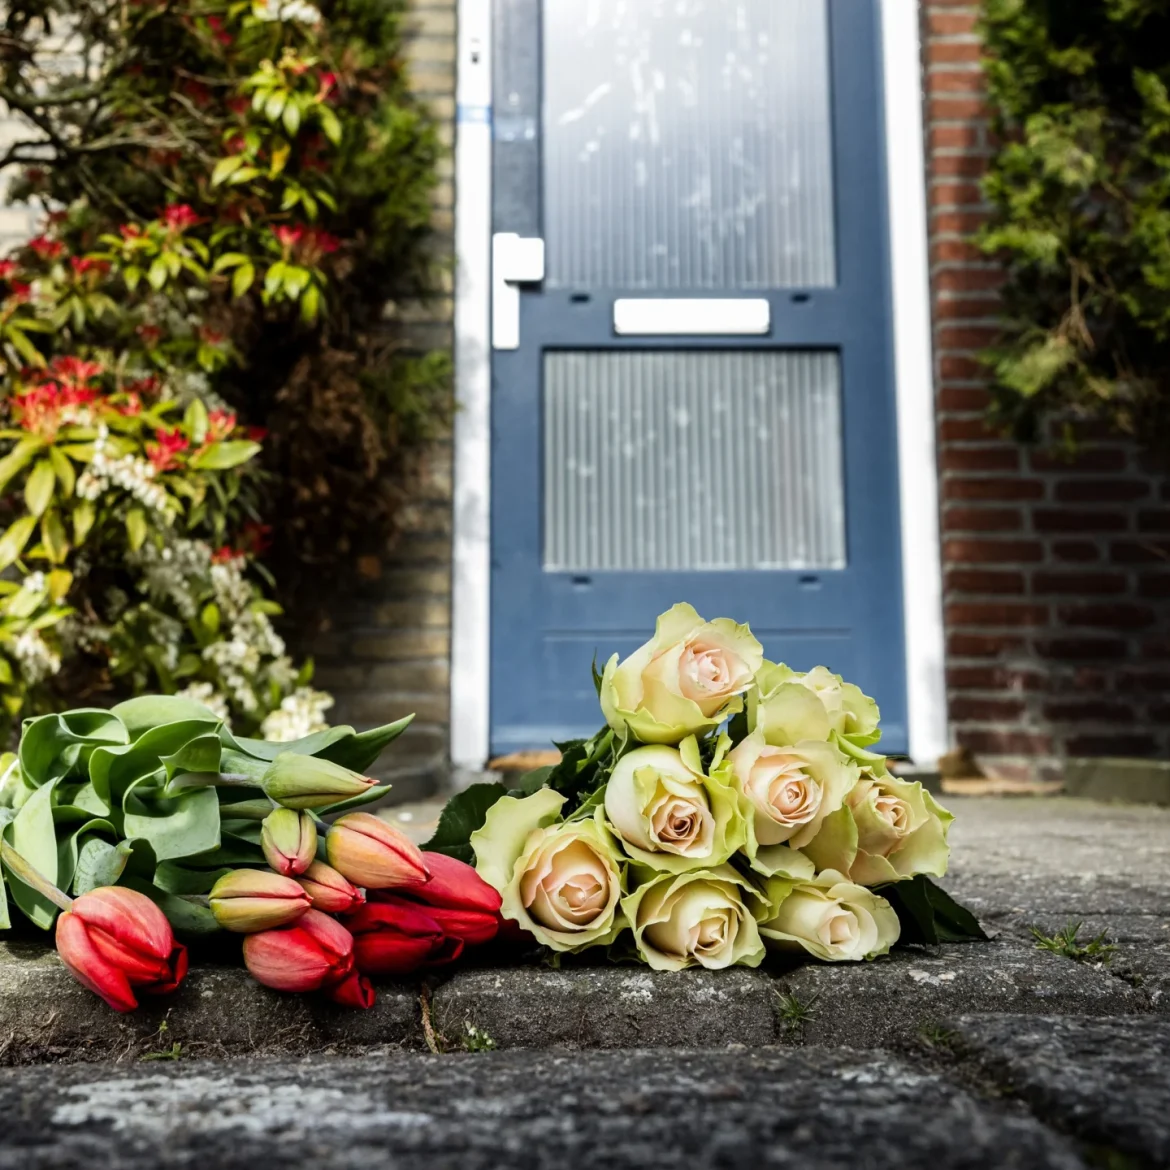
426, 604, 983, 970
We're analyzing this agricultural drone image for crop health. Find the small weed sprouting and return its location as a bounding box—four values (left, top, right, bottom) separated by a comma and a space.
462, 1023, 497, 1053
1032, 921, 1117, 965
775, 992, 818, 1036
141, 1021, 183, 1062
919, 1024, 957, 1050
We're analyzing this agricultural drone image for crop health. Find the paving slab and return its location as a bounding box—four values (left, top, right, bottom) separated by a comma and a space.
946, 1014, 1170, 1168
0, 1047, 1089, 1170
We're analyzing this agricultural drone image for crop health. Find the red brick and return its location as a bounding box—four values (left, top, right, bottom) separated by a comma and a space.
1137, 574, 1170, 598
947, 665, 1048, 691
932, 214, 991, 238
1053, 479, 1150, 503
938, 386, 992, 412
943, 507, 1022, 533
936, 325, 1001, 350
1032, 509, 1127, 533
943, 477, 1043, 501
1057, 603, 1156, 630
933, 267, 1003, 293
937, 354, 986, 380
943, 538, 1042, 564
1115, 670, 1170, 693
938, 447, 1020, 472
1032, 638, 1128, 661
1137, 510, 1170, 532
1110, 540, 1170, 564
927, 11, 979, 35
930, 41, 984, 65
929, 154, 991, 178
957, 729, 1053, 755
946, 603, 1048, 627
1051, 540, 1101, 563
930, 181, 986, 208
947, 632, 1027, 657
932, 237, 988, 264
946, 569, 1026, 594
939, 417, 1000, 443
1064, 734, 1158, 757
1032, 572, 1125, 596
949, 696, 1027, 721
928, 97, 992, 121
1043, 701, 1133, 723
1030, 447, 1127, 473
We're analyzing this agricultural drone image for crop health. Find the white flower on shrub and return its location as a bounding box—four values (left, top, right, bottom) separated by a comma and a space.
261, 687, 335, 742
20, 572, 46, 594
176, 681, 232, 725
12, 630, 61, 683
256, 0, 322, 24
76, 425, 172, 515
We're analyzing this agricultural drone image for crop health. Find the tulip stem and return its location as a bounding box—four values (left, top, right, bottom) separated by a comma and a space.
0, 841, 74, 912
216, 772, 261, 788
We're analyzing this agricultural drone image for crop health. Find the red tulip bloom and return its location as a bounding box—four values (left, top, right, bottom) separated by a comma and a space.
346, 899, 450, 976
242, 908, 355, 993
372, 852, 502, 949
326, 969, 376, 1009
55, 886, 188, 1013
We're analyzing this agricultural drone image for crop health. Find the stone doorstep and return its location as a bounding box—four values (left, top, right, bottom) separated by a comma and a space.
0, 935, 1156, 1064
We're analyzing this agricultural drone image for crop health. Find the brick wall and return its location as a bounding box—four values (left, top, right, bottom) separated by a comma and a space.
302, 0, 456, 800
923, 1, 1170, 785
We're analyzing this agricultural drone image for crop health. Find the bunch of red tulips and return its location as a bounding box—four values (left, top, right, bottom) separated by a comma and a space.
55, 811, 503, 1013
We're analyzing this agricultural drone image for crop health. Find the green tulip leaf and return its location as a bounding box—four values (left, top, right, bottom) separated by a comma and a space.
73, 836, 135, 895
154, 860, 234, 895
160, 732, 222, 782
318, 715, 415, 773
57, 818, 116, 893
123, 782, 220, 862
111, 696, 222, 740
224, 725, 355, 763
3, 779, 62, 929
19, 710, 128, 788
88, 719, 221, 808
315, 783, 394, 817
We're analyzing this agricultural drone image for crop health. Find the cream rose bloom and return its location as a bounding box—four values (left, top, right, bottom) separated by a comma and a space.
603, 739, 746, 873
623, 865, 765, 971
600, 603, 763, 744
726, 730, 857, 854
749, 661, 880, 749
471, 789, 624, 952
803, 743, 953, 886
760, 870, 899, 962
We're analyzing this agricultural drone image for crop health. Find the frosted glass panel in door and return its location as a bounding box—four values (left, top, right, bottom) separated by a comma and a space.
543, 351, 847, 571
543, 0, 837, 290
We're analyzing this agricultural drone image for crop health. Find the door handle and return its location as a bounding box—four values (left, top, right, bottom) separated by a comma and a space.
492, 233, 545, 350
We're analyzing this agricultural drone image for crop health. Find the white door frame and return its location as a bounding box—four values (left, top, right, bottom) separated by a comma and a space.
449, 0, 948, 771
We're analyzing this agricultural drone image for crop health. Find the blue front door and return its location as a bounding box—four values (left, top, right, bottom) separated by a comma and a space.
489, 0, 908, 755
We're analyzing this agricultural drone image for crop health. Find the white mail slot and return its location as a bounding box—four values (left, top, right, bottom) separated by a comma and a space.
613, 298, 771, 336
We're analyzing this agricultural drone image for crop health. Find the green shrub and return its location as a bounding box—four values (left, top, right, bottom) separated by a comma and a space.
0, 0, 446, 734
979, 0, 1170, 441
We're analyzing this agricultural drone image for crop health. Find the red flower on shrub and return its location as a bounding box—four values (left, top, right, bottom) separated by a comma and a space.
50, 356, 103, 390
0, 260, 19, 280
274, 224, 304, 250
70, 256, 110, 277
27, 236, 63, 261
207, 408, 237, 441
120, 224, 145, 241
147, 426, 189, 471
307, 228, 340, 255
136, 325, 163, 347
246, 425, 268, 443
211, 545, 242, 564
127, 375, 161, 399
117, 392, 143, 417
13, 380, 98, 438
206, 16, 232, 46
316, 71, 338, 101
162, 204, 200, 232
227, 94, 250, 117
7, 282, 32, 303
242, 521, 273, 555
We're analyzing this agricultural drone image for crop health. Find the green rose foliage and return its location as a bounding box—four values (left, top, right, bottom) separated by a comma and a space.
978, 0, 1170, 442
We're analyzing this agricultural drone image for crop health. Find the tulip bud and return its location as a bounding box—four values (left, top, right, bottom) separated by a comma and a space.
326, 813, 430, 890
296, 860, 365, 914
261, 753, 377, 811
243, 908, 355, 992
346, 899, 449, 975
55, 886, 188, 1013
417, 851, 504, 914
326, 969, 376, 1009
209, 869, 311, 933
261, 808, 318, 877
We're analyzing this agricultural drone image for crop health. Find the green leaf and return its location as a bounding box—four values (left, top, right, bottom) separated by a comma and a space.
318, 715, 416, 772
210, 155, 246, 188
71, 499, 95, 545
147, 256, 169, 290
421, 781, 509, 865
189, 440, 261, 470
0, 862, 9, 930
0, 436, 44, 496
19, 710, 128, 789
184, 398, 209, 444
73, 837, 134, 895
125, 507, 147, 552
56, 817, 115, 895
122, 783, 221, 863
318, 105, 342, 145
0, 515, 37, 571
231, 262, 255, 298
879, 874, 988, 945
3, 779, 61, 928
111, 696, 221, 739
300, 282, 321, 323
153, 860, 232, 895
316, 784, 393, 816
282, 102, 301, 136
41, 510, 69, 563
23, 460, 56, 518
48, 447, 75, 498
160, 732, 222, 783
